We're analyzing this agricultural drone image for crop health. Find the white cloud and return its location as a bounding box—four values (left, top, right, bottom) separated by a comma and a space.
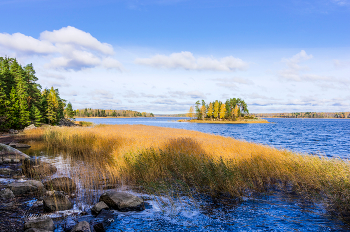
0, 32, 56, 54
0, 26, 122, 71
135, 51, 248, 71
40, 26, 114, 55
332, 0, 350, 6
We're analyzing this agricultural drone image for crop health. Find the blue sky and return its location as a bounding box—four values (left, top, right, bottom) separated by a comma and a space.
0, 0, 349, 113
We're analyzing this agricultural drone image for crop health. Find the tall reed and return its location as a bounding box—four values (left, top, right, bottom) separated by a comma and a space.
24, 125, 350, 217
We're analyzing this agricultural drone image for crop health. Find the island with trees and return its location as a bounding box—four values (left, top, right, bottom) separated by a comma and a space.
182, 98, 268, 124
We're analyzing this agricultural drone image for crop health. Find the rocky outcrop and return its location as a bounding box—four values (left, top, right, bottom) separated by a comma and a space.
7, 180, 44, 196
0, 188, 15, 199
99, 191, 145, 211
0, 143, 30, 160
24, 217, 55, 231
44, 177, 76, 193
22, 158, 57, 178
43, 191, 73, 212
59, 118, 77, 127
91, 201, 109, 215
71, 221, 91, 232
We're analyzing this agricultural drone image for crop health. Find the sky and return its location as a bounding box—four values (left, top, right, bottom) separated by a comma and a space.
0, 0, 349, 114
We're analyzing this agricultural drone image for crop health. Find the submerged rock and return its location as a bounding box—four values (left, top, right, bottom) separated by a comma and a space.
7, 180, 44, 196
71, 221, 91, 232
99, 191, 145, 211
44, 177, 76, 193
0, 188, 15, 199
22, 158, 57, 178
91, 201, 109, 215
24, 217, 55, 231
43, 191, 73, 212
90, 209, 115, 232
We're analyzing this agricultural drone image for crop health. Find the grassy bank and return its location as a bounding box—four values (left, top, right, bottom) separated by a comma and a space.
24, 125, 350, 218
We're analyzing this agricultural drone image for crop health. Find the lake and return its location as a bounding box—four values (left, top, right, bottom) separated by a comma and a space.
22, 117, 350, 231
75, 117, 350, 159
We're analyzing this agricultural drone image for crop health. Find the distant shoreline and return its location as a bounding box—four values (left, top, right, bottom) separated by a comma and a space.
261, 117, 350, 120
179, 119, 269, 124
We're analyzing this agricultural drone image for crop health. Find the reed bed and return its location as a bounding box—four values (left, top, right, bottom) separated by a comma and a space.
24, 124, 350, 217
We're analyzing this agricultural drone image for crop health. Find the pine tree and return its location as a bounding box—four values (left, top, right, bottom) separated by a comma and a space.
32, 105, 42, 126
65, 102, 74, 118
7, 87, 20, 129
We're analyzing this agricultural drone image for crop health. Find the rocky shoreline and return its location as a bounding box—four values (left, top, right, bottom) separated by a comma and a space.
0, 140, 146, 232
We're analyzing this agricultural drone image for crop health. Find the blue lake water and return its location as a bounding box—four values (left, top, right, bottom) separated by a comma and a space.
76, 117, 350, 159
71, 117, 350, 231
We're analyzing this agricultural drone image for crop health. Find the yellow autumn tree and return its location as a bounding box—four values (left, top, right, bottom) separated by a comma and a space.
233, 105, 239, 120
207, 102, 213, 120
219, 103, 226, 119
200, 105, 206, 120
187, 106, 194, 119
213, 100, 219, 119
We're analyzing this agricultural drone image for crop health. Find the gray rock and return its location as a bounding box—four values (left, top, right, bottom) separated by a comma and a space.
91, 201, 109, 215
8, 181, 39, 196
43, 191, 73, 212
9, 142, 31, 148
0, 168, 14, 175
24, 124, 36, 131
3, 158, 11, 163
9, 129, 18, 134
24, 217, 54, 231
44, 177, 76, 193
99, 191, 145, 211
0, 143, 30, 159
0, 188, 15, 199
71, 221, 91, 232
26, 180, 45, 193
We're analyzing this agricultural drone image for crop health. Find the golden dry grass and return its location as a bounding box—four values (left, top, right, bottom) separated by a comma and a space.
24, 124, 350, 217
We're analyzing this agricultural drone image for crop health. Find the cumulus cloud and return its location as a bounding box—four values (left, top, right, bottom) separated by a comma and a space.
135, 51, 248, 71
40, 26, 114, 55
213, 77, 253, 89
0, 26, 123, 71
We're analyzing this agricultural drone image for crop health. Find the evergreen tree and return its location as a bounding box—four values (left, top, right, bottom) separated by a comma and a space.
65, 102, 74, 118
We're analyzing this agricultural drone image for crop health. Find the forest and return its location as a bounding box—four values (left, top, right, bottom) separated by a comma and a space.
74, 108, 154, 117
0, 57, 73, 130
255, 112, 350, 119
188, 98, 250, 121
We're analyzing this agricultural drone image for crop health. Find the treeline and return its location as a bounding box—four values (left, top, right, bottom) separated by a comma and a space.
188, 98, 250, 120
75, 108, 154, 117
0, 57, 73, 130
255, 112, 350, 119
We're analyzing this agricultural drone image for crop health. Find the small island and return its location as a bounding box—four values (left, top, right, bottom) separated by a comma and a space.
181, 98, 269, 124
